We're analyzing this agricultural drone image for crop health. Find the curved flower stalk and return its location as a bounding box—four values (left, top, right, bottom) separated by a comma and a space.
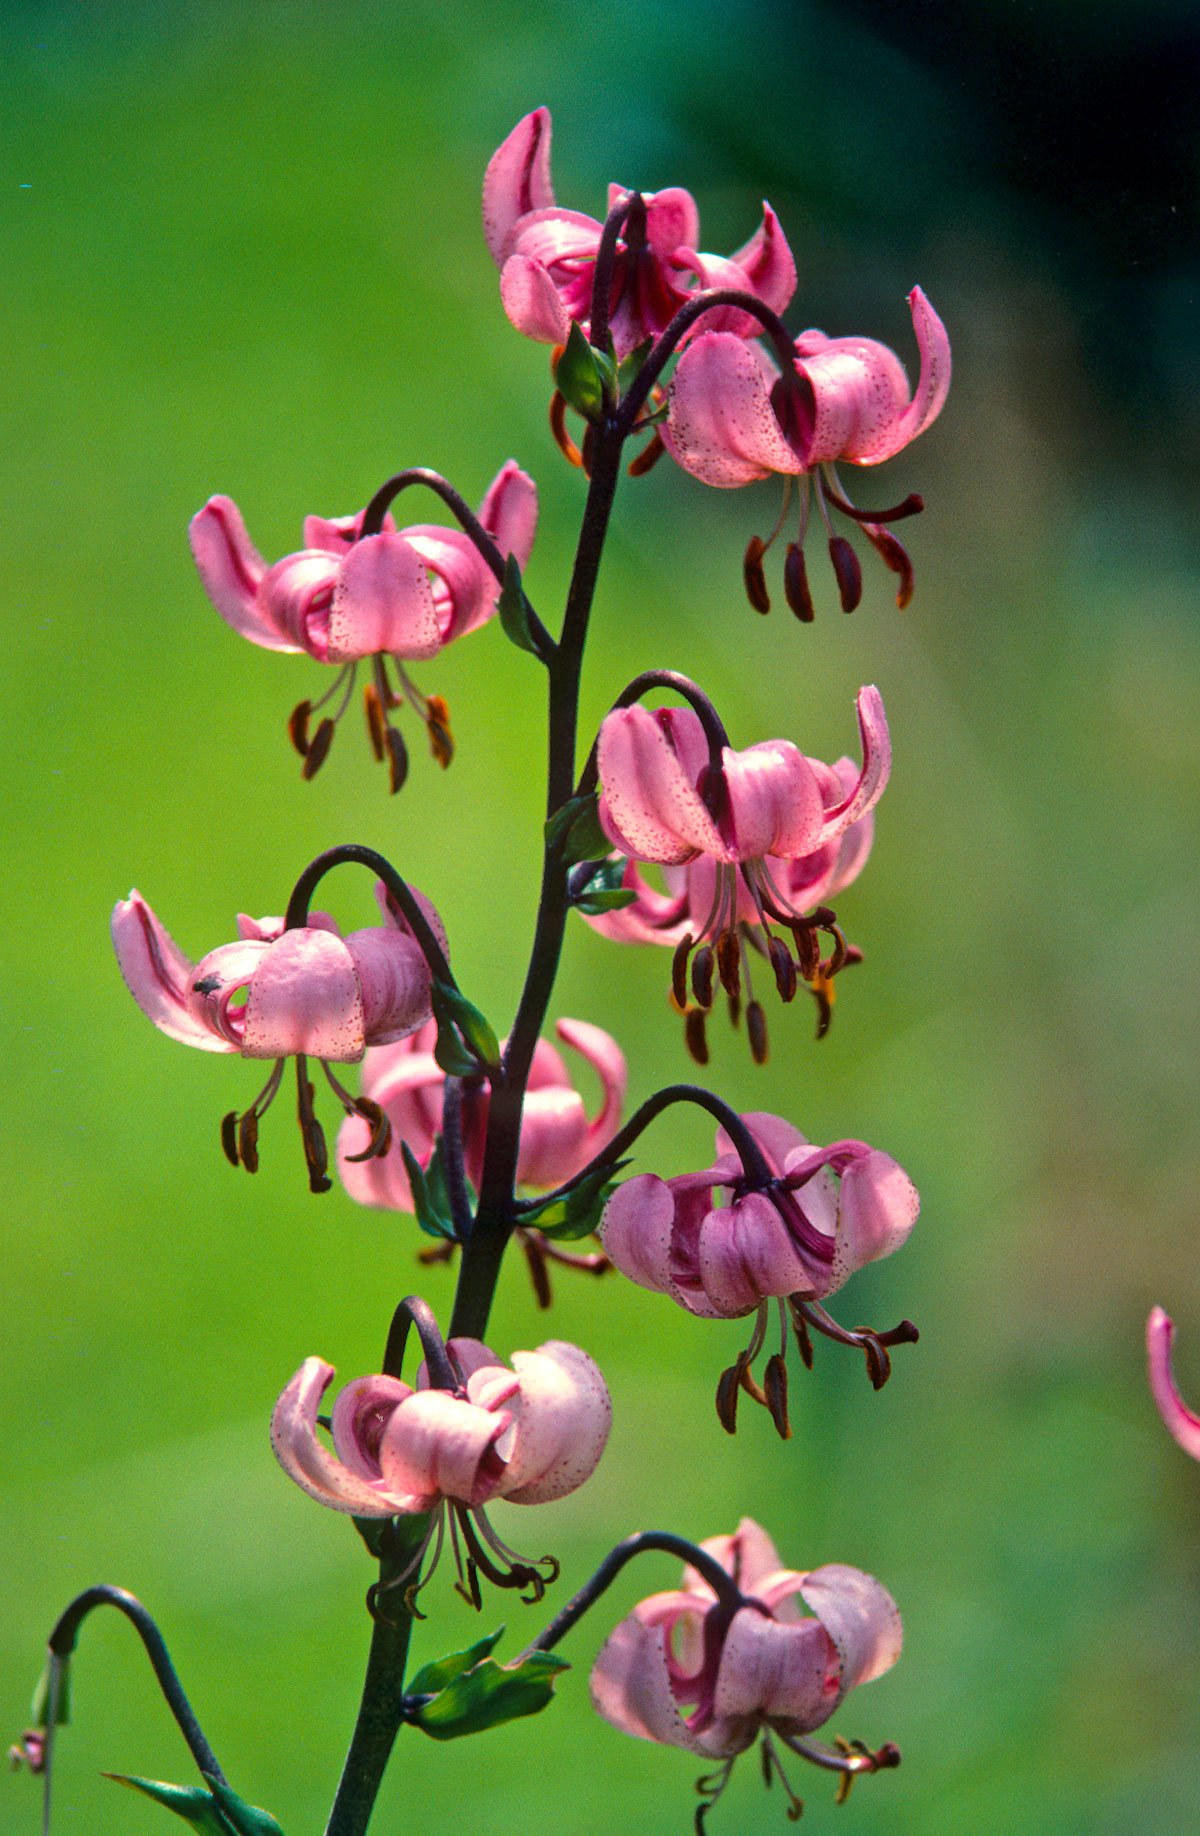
591, 1518, 901, 1827
595, 687, 889, 1060
189, 461, 537, 788
600, 1111, 918, 1431
1147, 1308, 1200, 1461
664, 288, 950, 618
483, 107, 796, 360
112, 885, 445, 1190
272, 1337, 611, 1608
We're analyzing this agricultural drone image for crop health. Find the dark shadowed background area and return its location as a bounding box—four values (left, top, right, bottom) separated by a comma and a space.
6, 1, 1200, 1831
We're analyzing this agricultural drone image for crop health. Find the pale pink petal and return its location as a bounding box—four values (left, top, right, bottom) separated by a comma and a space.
798, 1564, 902, 1703
242, 928, 364, 1062
112, 892, 231, 1052
664, 333, 802, 487
590, 1613, 709, 1753
555, 1018, 627, 1162
697, 1193, 810, 1316
270, 1359, 404, 1517
303, 511, 361, 553
640, 185, 702, 258
328, 532, 442, 662
853, 287, 951, 465
722, 741, 826, 861
404, 526, 495, 645
715, 1112, 809, 1179
682, 203, 797, 335
258, 551, 340, 657
335, 1121, 418, 1212
343, 927, 433, 1046
499, 252, 572, 345
580, 860, 691, 946
1147, 1308, 1200, 1462
600, 1175, 678, 1294
478, 460, 538, 572
373, 880, 450, 961
830, 1148, 919, 1291
597, 705, 723, 864
378, 1388, 506, 1507
483, 106, 555, 263
330, 1373, 414, 1477
501, 1341, 612, 1504
188, 938, 270, 1047
189, 497, 299, 653
692, 1518, 786, 1597
515, 1087, 589, 1189
713, 1608, 835, 1729
816, 686, 891, 845
446, 1338, 501, 1385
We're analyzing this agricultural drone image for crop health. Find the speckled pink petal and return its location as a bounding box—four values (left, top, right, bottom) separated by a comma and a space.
582, 860, 691, 946
499, 252, 574, 345
713, 1608, 836, 1730
258, 551, 340, 658
853, 287, 951, 465
681, 202, 797, 336
597, 705, 724, 864
798, 1564, 902, 1704
591, 1612, 705, 1752
479, 459, 538, 573
404, 526, 495, 646
330, 1373, 415, 1478
500, 1341, 611, 1504
664, 332, 802, 487
189, 497, 299, 653
112, 892, 233, 1052
1147, 1308, 1200, 1461
722, 740, 826, 861
328, 532, 441, 662
343, 927, 433, 1047
188, 938, 271, 1048
600, 1174, 678, 1295
638, 184, 701, 258
242, 927, 364, 1062
555, 1018, 626, 1160
691, 1518, 787, 1598
377, 1388, 506, 1508
816, 686, 891, 845
697, 1192, 810, 1315
514, 1088, 587, 1190
483, 106, 556, 263
270, 1359, 405, 1518
829, 1147, 919, 1290
715, 1112, 809, 1179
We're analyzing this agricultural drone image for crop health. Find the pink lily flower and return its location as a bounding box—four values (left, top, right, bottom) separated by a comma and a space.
600, 1111, 918, 1429
663, 289, 950, 616
189, 460, 537, 787
591, 1517, 901, 1820
595, 688, 889, 1059
483, 108, 796, 360
1147, 1308, 1200, 1461
337, 1015, 625, 1206
112, 885, 444, 1188
272, 1337, 611, 1604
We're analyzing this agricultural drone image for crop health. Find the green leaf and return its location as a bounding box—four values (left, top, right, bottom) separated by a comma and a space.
497, 554, 540, 657
572, 888, 638, 915
410, 1650, 569, 1741
104, 1775, 236, 1835
400, 1142, 456, 1240
523, 1161, 628, 1241
407, 1627, 504, 1697
555, 322, 606, 420
617, 338, 652, 393
31, 1653, 70, 1728
204, 1776, 286, 1836
545, 794, 609, 865
431, 980, 500, 1070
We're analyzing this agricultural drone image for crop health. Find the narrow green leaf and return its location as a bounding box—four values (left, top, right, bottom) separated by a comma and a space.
572, 888, 638, 915
400, 1142, 456, 1240
407, 1627, 504, 1697
562, 797, 609, 865
617, 339, 652, 392
544, 794, 589, 852
497, 554, 540, 657
524, 1164, 628, 1241
555, 322, 605, 420
104, 1775, 235, 1835
431, 981, 500, 1068
204, 1776, 286, 1836
411, 1651, 569, 1741
31, 1654, 70, 1729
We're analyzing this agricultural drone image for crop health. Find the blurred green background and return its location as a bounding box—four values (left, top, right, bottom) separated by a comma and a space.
6, 0, 1200, 1830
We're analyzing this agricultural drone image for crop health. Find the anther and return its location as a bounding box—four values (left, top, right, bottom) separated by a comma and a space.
726, 990, 741, 1028
783, 542, 815, 622
363, 683, 387, 762
790, 921, 820, 982
747, 1000, 769, 1065
300, 717, 336, 780
288, 700, 312, 758
715, 1363, 741, 1435
742, 535, 771, 614
685, 1007, 709, 1066
237, 1107, 260, 1174
690, 944, 714, 1010
672, 933, 694, 1010
716, 927, 741, 999
342, 1096, 392, 1163
828, 535, 863, 613
386, 726, 409, 794
424, 696, 454, 769
863, 524, 915, 609
768, 935, 798, 1002
763, 1352, 790, 1438
809, 975, 834, 1041
220, 1110, 240, 1168
791, 1309, 814, 1369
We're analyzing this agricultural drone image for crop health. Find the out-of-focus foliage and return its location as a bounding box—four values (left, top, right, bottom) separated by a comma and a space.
5, 1, 1200, 1832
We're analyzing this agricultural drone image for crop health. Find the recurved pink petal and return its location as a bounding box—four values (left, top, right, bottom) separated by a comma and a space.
697, 1193, 810, 1316
854, 287, 951, 465
797, 1564, 902, 1704
188, 938, 270, 1047
664, 333, 802, 487
242, 928, 364, 1062
377, 1387, 506, 1508
343, 927, 433, 1047
816, 686, 891, 845
270, 1358, 405, 1517
479, 459, 538, 572
597, 705, 723, 864
500, 1340, 612, 1503
716, 1112, 809, 1179
582, 860, 690, 946
328, 532, 441, 662
112, 892, 232, 1052
639, 185, 702, 259
555, 1018, 626, 1161
1147, 1308, 1200, 1462
189, 497, 298, 653
682, 203, 797, 336
258, 552, 340, 658
722, 741, 826, 861
691, 1517, 786, 1597
515, 1087, 588, 1189
600, 1174, 678, 1295
713, 1608, 835, 1729
373, 880, 450, 962
499, 252, 573, 345
330, 1373, 414, 1478
830, 1147, 919, 1290
403, 526, 495, 646
483, 106, 556, 263
590, 1612, 705, 1753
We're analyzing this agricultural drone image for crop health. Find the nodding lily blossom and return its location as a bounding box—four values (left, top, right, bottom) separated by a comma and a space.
1147, 1308, 1200, 1461
595, 689, 889, 1062
591, 1517, 901, 1824
272, 1338, 611, 1606
337, 1016, 626, 1206
112, 885, 444, 1190
189, 460, 537, 788
664, 289, 950, 617
600, 1112, 918, 1432
483, 107, 796, 360
586, 753, 875, 1049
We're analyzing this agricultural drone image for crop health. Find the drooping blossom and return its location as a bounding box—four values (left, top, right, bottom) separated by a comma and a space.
112, 885, 444, 1189
272, 1337, 611, 1604
483, 107, 796, 360
600, 1111, 918, 1429
189, 461, 537, 787
591, 1517, 901, 1823
664, 289, 950, 617
594, 688, 889, 1060
1147, 1308, 1200, 1461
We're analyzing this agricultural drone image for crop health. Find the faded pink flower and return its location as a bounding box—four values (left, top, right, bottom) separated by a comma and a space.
189, 461, 537, 786
1147, 1307, 1200, 1461
483, 107, 796, 359
272, 1337, 611, 1602
594, 689, 888, 1057
664, 289, 950, 616
591, 1518, 901, 1819
337, 1016, 626, 1209
112, 886, 444, 1187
